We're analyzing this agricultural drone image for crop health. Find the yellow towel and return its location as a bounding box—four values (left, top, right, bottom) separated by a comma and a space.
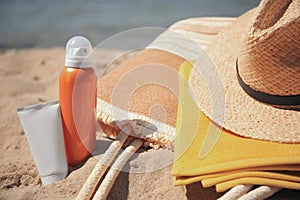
172, 61, 300, 192
202, 171, 300, 187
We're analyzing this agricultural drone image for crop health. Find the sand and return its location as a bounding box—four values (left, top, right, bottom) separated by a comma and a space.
0, 48, 297, 200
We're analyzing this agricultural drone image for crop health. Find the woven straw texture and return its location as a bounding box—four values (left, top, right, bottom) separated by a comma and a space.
98, 49, 183, 127
98, 49, 184, 149
189, 0, 300, 143
97, 18, 234, 149
238, 0, 300, 96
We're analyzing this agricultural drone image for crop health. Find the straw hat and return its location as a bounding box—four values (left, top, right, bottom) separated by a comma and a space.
189, 0, 300, 143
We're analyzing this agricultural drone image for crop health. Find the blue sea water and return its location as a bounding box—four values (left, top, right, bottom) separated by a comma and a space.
0, 0, 259, 49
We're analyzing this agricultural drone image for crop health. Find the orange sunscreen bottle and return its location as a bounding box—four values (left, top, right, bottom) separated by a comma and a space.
59, 36, 97, 166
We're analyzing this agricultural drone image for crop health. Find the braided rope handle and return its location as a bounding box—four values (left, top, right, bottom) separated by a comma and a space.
76, 131, 129, 200
238, 186, 282, 200
218, 184, 282, 200
218, 184, 253, 200
92, 139, 144, 200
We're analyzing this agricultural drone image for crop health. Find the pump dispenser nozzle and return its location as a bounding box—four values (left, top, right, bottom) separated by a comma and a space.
65, 36, 92, 68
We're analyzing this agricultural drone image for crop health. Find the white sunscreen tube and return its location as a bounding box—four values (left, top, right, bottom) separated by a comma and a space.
17, 100, 68, 185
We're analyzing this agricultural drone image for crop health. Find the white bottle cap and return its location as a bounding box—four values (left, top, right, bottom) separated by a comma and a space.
65, 36, 93, 68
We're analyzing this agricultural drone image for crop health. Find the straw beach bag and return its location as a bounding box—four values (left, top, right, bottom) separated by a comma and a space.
96, 18, 234, 149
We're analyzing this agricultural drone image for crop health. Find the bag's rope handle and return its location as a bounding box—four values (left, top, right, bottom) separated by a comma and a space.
92, 139, 144, 200
218, 184, 282, 200
76, 130, 130, 200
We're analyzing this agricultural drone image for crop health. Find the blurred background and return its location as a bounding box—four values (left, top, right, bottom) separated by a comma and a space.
0, 0, 259, 49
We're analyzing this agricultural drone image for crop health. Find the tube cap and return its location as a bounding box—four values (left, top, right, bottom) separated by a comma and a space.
65, 36, 93, 68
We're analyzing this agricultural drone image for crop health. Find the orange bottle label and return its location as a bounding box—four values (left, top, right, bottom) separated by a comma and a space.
59, 67, 97, 166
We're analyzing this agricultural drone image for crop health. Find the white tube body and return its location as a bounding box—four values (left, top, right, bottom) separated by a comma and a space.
17, 100, 68, 185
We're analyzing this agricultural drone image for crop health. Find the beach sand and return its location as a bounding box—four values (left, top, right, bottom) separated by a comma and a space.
0, 48, 224, 200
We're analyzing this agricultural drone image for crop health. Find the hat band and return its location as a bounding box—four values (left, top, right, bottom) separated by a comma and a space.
236, 59, 300, 106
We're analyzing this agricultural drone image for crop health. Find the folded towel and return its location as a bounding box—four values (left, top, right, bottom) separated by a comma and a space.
171, 61, 300, 192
